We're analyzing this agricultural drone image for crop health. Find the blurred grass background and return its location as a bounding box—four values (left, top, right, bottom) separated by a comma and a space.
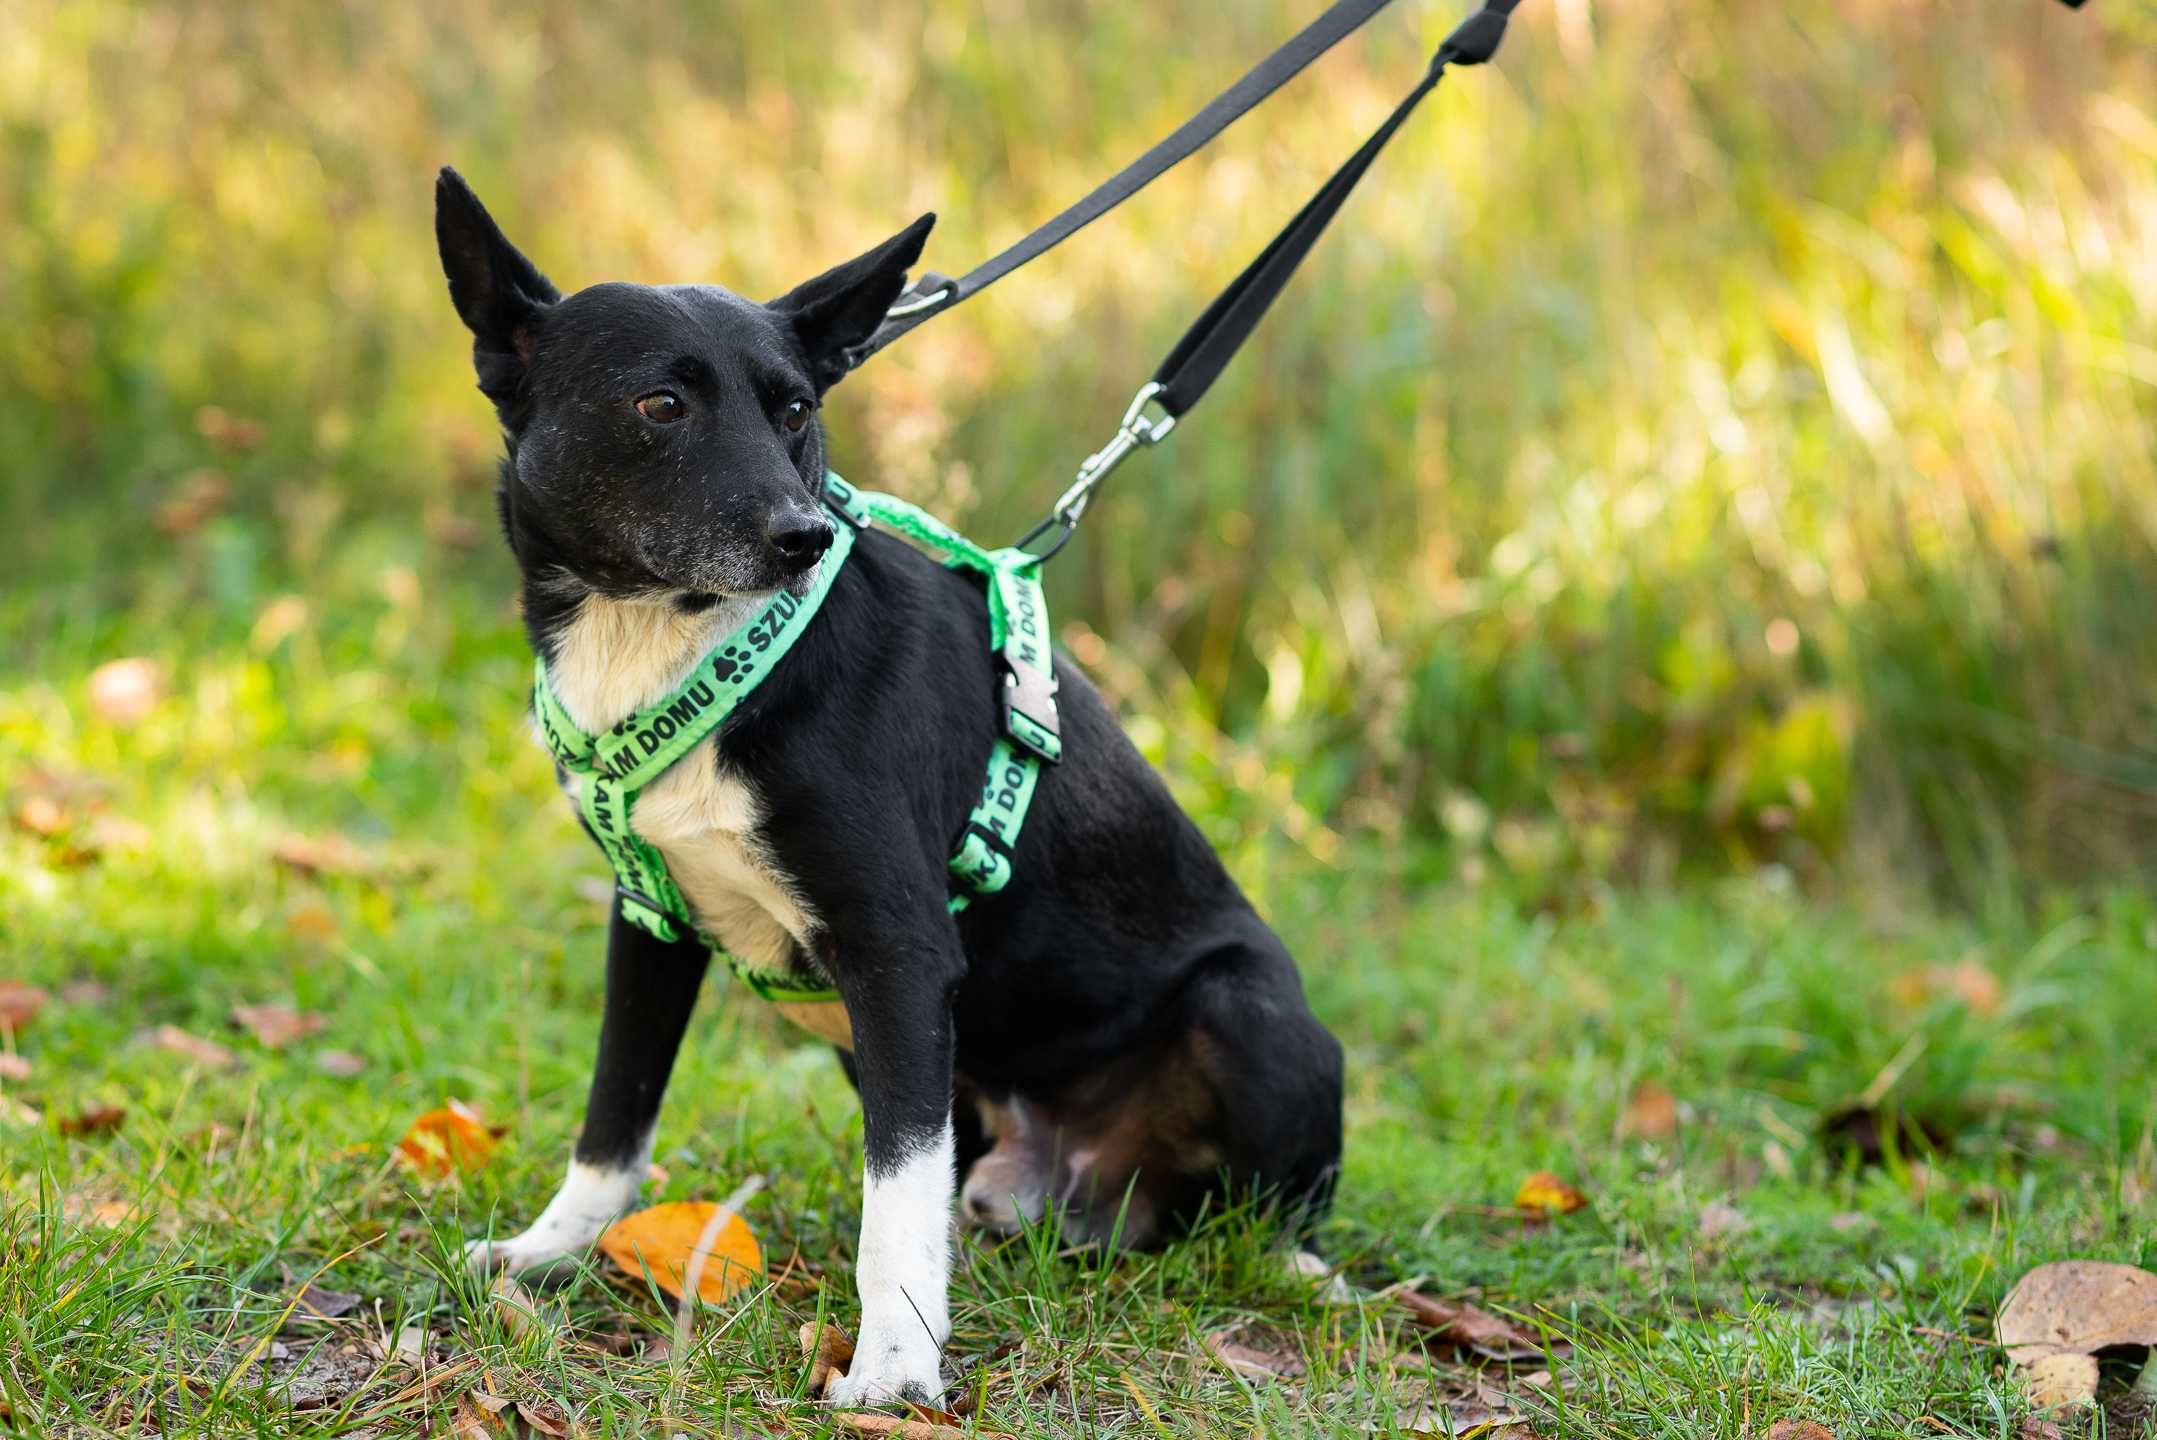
2, 0, 2153, 905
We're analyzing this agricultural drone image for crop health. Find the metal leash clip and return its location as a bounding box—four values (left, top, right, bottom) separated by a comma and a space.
1017, 380, 1178, 558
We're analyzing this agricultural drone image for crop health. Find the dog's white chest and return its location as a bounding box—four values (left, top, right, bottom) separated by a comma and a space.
546, 591, 818, 974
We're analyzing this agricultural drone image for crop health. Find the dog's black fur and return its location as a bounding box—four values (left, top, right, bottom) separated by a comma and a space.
436, 168, 1341, 1402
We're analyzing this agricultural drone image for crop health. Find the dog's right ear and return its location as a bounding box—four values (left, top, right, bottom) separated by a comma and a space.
435, 167, 560, 403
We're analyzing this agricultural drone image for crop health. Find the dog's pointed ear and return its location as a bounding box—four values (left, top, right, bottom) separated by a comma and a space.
770, 213, 935, 393
435, 167, 560, 401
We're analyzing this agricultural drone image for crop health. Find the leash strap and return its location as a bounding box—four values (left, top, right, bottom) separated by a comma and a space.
1150, 0, 1520, 418
535, 474, 1055, 1006
1007, 0, 1522, 556
848, 0, 1408, 368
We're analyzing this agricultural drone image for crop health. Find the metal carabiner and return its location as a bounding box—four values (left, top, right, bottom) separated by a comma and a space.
1015, 381, 1179, 558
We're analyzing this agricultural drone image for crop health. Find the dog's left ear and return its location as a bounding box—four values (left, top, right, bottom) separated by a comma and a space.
770, 213, 936, 393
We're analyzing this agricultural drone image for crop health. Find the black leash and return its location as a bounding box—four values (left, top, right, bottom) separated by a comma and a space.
844, 0, 1524, 558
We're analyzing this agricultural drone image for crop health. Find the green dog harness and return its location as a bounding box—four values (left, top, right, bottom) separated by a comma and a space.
531, 473, 1059, 1010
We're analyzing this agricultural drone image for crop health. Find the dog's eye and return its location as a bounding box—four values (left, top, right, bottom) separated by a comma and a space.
782, 399, 813, 434
635, 392, 685, 423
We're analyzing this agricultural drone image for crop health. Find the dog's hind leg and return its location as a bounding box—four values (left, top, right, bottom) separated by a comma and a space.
1035, 935, 1344, 1249
465, 911, 710, 1275
1177, 938, 1344, 1234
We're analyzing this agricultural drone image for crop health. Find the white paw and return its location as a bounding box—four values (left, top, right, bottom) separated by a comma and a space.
462, 1229, 582, 1276
823, 1329, 945, 1407
462, 1159, 645, 1277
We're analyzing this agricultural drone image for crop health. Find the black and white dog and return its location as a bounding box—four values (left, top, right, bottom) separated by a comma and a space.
436, 168, 1342, 1404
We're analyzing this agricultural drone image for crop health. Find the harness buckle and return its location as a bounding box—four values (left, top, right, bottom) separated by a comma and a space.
1000, 657, 1062, 764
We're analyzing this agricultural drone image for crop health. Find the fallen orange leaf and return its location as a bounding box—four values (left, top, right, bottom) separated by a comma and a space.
1513, 1170, 1588, 1216
395, 1100, 498, 1177
599, 1200, 763, 1304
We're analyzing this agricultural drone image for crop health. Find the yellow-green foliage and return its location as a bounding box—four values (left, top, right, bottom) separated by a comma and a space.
2, 0, 2152, 896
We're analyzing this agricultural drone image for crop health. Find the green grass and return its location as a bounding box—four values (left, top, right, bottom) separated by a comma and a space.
3, 568, 2154, 1435
4, 0, 2156, 1432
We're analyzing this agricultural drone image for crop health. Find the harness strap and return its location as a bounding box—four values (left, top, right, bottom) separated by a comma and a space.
536, 475, 1054, 1012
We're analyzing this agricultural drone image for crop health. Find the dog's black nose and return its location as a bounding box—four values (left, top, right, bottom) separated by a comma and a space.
767, 511, 834, 567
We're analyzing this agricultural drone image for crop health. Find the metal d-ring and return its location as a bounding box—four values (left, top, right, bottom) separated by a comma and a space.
884, 283, 954, 320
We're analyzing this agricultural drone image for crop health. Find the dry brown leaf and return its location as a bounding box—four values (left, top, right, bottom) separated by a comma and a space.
800, 1321, 858, 1398
1998, 1261, 2157, 1361
60, 1103, 126, 1136
516, 1396, 571, 1437
390, 1324, 429, 1365
231, 1002, 327, 1050
0, 1054, 30, 1083
599, 1200, 763, 1303
394, 1100, 499, 1177
1997, 1260, 2157, 1410
1766, 1422, 1837, 1440
2022, 1353, 2100, 1411
317, 1050, 368, 1078
449, 1392, 510, 1439
295, 1282, 360, 1320
2019, 1415, 2068, 1440
1396, 1291, 1550, 1361
0, 982, 47, 1035
1513, 1171, 1587, 1216
1203, 1326, 1306, 1380
153, 1024, 236, 1070
87, 658, 163, 725
1621, 1078, 1680, 1140
272, 831, 369, 878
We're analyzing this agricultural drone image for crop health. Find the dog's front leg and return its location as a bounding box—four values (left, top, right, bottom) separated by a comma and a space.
822, 914, 962, 1407
466, 909, 710, 1275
